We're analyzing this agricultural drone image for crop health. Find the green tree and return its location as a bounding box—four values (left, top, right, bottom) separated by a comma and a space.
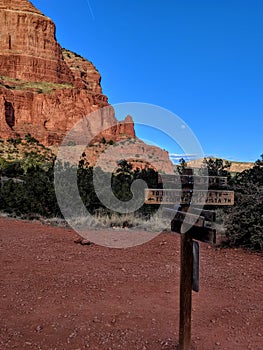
223, 155, 263, 251
133, 167, 159, 218
112, 160, 134, 202
202, 157, 231, 177
176, 158, 187, 174
0, 165, 59, 217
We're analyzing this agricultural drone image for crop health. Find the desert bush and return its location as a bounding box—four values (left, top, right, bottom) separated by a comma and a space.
223, 155, 263, 251
24, 133, 39, 144
0, 165, 59, 217
0, 150, 160, 225
202, 157, 232, 178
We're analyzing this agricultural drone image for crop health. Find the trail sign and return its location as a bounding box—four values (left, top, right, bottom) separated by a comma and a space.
145, 189, 234, 205
144, 169, 234, 350
158, 174, 228, 187
163, 208, 205, 228
190, 207, 216, 222
171, 219, 216, 244
163, 206, 216, 224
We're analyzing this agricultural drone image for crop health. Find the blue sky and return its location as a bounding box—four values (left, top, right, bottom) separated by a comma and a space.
32, 0, 262, 162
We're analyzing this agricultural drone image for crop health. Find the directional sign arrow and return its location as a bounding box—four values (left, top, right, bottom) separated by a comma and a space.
145, 189, 234, 206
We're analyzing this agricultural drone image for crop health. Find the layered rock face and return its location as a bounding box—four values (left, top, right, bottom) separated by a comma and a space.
0, 0, 173, 172
0, 0, 73, 83
0, 0, 134, 145
85, 138, 174, 173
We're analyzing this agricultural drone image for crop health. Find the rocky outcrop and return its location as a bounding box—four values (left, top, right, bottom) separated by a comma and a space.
0, 0, 173, 172
62, 49, 101, 93
57, 138, 174, 174
187, 158, 254, 174
0, 0, 134, 145
0, 0, 73, 84
99, 115, 135, 143
90, 138, 174, 173
0, 81, 135, 145
0, 80, 112, 145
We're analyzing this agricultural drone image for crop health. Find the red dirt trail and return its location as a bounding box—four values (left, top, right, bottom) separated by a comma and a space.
0, 217, 262, 349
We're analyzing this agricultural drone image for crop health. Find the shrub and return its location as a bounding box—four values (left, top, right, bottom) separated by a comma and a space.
7, 137, 22, 146
24, 133, 39, 144
223, 155, 263, 251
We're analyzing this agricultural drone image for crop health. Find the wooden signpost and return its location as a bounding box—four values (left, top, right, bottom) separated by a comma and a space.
144, 170, 234, 350
145, 189, 234, 205
158, 174, 228, 187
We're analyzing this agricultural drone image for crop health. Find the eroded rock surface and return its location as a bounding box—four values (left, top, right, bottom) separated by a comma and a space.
0, 0, 173, 172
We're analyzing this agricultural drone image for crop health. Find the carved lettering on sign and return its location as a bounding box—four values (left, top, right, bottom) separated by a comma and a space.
145, 189, 234, 205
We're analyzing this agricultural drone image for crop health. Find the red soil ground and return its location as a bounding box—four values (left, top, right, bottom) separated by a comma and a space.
0, 217, 262, 350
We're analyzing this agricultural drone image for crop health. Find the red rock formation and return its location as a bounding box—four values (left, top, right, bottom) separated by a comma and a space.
62, 49, 101, 92
0, 0, 134, 145
0, 0, 174, 172
83, 138, 174, 173
0, 86, 115, 145
0, 0, 73, 84
99, 115, 135, 143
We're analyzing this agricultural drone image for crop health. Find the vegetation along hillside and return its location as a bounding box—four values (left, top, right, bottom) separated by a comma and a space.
0, 136, 262, 251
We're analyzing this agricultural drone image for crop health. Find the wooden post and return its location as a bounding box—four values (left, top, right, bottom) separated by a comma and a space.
179, 170, 193, 350
192, 241, 200, 293
145, 169, 234, 349
179, 229, 193, 350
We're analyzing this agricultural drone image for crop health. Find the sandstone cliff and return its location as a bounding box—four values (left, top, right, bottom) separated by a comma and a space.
0, 0, 173, 172
70, 138, 174, 173
0, 0, 135, 145
0, 0, 73, 84
187, 158, 254, 174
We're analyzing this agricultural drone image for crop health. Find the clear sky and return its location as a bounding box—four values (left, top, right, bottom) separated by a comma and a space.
32, 0, 262, 163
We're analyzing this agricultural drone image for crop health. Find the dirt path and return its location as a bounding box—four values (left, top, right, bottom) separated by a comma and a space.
0, 217, 262, 349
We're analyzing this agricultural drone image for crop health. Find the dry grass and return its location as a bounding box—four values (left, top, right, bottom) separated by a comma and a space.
66, 210, 171, 232
0, 75, 73, 93
0, 209, 171, 233
0, 138, 54, 163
